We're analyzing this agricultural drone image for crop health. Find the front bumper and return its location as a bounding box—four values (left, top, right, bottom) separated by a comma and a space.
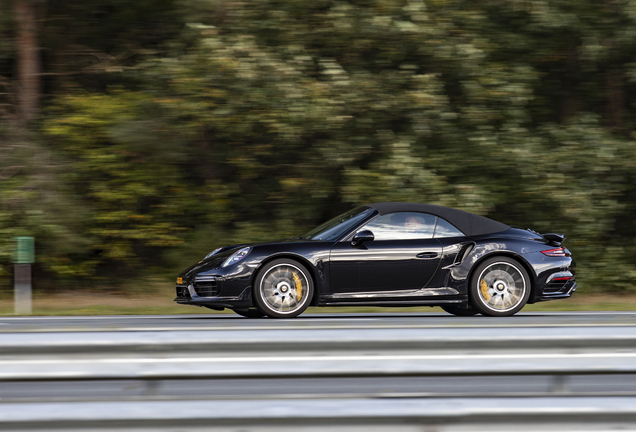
174, 282, 253, 310
175, 260, 256, 310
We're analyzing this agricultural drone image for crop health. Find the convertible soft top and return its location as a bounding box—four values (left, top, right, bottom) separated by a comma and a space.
366, 202, 510, 237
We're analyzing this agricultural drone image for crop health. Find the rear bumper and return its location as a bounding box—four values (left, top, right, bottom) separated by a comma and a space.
538, 281, 577, 302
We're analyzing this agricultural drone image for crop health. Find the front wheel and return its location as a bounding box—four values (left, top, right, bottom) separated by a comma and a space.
470, 256, 530, 317
254, 259, 314, 319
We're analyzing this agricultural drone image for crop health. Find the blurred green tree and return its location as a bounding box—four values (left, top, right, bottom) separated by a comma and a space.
1, 0, 636, 293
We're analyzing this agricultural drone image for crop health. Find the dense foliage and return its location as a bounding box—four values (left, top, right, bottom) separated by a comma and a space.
2, 0, 636, 292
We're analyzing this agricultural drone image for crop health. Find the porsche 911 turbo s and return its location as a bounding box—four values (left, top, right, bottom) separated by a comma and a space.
175, 202, 576, 318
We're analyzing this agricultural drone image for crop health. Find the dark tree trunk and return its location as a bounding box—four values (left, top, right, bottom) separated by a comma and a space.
605, 68, 624, 129
14, 0, 42, 124
560, 48, 579, 122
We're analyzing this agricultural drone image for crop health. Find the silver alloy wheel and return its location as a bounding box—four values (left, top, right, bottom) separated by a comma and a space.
476, 261, 527, 313
259, 263, 310, 315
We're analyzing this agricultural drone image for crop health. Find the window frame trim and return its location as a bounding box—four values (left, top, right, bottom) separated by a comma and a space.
344, 211, 464, 242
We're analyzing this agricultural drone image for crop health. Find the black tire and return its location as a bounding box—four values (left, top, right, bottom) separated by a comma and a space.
469, 256, 530, 317
254, 258, 314, 319
440, 304, 479, 316
233, 308, 265, 318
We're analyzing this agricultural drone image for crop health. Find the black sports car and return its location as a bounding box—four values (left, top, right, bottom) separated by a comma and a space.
175, 202, 576, 318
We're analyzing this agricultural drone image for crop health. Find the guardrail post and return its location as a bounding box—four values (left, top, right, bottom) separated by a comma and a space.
13, 237, 34, 315
14, 264, 32, 315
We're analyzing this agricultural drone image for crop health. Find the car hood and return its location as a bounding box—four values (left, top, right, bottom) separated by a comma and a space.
179, 238, 315, 277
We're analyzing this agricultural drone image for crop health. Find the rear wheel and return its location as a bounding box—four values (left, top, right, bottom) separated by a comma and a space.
440, 305, 479, 316
470, 256, 530, 317
254, 259, 314, 319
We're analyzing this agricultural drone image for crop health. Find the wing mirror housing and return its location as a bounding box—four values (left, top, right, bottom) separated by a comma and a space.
352, 230, 374, 247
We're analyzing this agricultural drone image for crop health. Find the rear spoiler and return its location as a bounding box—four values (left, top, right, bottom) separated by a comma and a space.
542, 232, 565, 246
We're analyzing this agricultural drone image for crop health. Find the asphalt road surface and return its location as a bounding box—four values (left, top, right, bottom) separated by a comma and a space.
1, 311, 635, 332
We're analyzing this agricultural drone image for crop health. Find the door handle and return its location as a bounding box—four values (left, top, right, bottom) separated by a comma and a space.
417, 252, 438, 259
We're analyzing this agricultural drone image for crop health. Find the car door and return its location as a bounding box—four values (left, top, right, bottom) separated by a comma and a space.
329, 212, 444, 296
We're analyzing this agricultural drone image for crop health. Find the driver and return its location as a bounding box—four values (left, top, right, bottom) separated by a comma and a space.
404, 215, 426, 230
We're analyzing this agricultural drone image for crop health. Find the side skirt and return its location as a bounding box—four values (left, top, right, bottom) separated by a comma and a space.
319, 296, 468, 307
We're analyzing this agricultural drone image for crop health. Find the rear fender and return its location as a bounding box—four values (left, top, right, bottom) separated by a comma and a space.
451, 243, 538, 302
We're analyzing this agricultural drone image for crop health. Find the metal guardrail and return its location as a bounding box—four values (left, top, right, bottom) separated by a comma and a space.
2, 351, 636, 381
1, 327, 636, 380
1, 397, 636, 431
2, 325, 636, 353
0, 325, 635, 430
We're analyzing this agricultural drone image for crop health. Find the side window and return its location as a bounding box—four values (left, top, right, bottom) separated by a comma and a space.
361, 212, 437, 240
434, 217, 464, 238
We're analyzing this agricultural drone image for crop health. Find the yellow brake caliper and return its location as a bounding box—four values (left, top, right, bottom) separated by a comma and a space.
480, 279, 490, 301
292, 272, 303, 300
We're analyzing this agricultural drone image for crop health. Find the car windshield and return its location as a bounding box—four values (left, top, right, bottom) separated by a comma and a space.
302, 207, 375, 241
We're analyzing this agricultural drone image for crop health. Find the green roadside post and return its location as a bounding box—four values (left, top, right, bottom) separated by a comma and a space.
12, 236, 34, 315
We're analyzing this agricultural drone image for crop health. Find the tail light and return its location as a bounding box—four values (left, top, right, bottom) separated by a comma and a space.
541, 247, 570, 257
551, 276, 572, 282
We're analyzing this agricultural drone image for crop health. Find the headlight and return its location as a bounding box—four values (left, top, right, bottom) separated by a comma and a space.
221, 246, 251, 268
205, 247, 223, 259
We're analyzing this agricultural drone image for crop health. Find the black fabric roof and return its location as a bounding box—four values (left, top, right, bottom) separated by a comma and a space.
365, 202, 510, 237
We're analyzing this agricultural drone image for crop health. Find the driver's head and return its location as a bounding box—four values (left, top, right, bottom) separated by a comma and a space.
405, 215, 425, 229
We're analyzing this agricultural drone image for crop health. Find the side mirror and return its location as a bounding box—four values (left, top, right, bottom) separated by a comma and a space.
352, 230, 374, 247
